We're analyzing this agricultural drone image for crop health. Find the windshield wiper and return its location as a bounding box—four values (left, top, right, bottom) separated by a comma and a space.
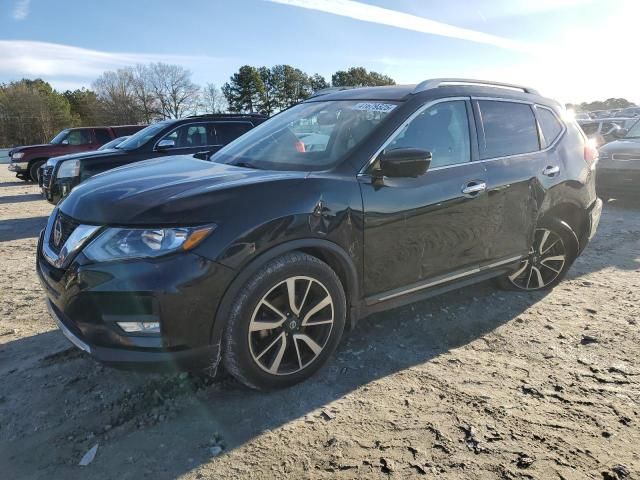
231, 161, 260, 170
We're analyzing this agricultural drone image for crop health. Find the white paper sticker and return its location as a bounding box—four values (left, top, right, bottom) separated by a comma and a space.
352, 102, 397, 113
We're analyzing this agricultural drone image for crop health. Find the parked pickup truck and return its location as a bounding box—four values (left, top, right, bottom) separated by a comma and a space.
7, 125, 145, 182
40, 114, 267, 204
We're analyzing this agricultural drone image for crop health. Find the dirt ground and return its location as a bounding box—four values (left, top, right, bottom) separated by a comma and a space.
0, 167, 638, 480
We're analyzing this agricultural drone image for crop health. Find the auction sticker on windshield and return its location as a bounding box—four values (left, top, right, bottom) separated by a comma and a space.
352, 102, 397, 113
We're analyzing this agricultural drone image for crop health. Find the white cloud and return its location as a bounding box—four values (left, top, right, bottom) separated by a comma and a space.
267, 0, 533, 51
12, 0, 31, 20
0, 40, 232, 89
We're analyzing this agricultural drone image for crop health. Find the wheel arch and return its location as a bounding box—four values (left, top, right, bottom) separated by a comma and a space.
540, 201, 589, 250
209, 238, 361, 352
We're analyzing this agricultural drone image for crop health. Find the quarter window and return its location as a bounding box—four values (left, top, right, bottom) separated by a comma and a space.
536, 108, 563, 146
478, 101, 539, 159
387, 100, 471, 168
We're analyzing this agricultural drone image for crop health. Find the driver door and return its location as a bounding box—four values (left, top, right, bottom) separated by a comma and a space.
360, 99, 490, 299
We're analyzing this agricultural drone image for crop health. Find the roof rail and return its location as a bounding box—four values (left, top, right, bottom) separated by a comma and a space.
187, 113, 268, 119
309, 86, 358, 99
413, 78, 539, 95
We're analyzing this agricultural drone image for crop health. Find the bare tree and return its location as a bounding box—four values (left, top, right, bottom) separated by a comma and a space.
201, 83, 227, 114
92, 68, 143, 124
131, 64, 158, 123
147, 63, 200, 119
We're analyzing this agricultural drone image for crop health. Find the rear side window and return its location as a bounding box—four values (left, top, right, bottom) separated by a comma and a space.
478, 101, 540, 159
213, 122, 252, 145
94, 129, 112, 145
536, 108, 563, 146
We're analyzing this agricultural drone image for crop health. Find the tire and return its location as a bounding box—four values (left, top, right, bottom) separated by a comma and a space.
498, 218, 579, 291
222, 252, 346, 390
29, 160, 45, 183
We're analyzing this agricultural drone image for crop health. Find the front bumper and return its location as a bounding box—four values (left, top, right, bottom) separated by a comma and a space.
37, 231, 235, 370
8, 161, 27, 173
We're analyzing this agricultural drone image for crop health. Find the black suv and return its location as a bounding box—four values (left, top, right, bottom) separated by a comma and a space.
37, 79, 602, 390
40, 114, 267, 204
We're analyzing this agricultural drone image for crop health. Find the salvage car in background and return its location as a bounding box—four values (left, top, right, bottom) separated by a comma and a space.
597, 118, 640, 197
40, 114, 267, 204
37, 79, 602, 390
7, 125, 145, 182
577, 118, 637, 146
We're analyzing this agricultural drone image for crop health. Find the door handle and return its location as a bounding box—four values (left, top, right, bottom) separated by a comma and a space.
462, 181, 486, 196
542, 165, 560, 177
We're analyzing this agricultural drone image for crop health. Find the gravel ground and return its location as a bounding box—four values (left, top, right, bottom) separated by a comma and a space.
0, 167, 638, 479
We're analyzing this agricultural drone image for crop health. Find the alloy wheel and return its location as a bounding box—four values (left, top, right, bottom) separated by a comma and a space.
248, 276, 334, 376
508, 228, 567, 290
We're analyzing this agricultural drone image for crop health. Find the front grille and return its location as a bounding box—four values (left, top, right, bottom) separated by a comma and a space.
612, 153, 640, 161
41, 166, 54, 188
48, 212, 78, 254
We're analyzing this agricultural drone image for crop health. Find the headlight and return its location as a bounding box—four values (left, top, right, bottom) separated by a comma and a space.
83, 225, 215, 262
11, 152, 24, 160
57, 159, 80, 178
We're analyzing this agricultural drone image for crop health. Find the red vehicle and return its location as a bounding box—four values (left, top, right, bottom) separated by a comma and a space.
7, 125, 145, 182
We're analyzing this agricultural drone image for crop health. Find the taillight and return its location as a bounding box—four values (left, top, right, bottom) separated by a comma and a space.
584, 139, 598, 169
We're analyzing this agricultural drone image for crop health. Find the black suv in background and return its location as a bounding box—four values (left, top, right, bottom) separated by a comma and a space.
37, 79, 601, 390
40, 114, 267, 204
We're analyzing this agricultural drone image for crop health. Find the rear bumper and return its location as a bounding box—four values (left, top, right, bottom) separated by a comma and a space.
587, 198, 602, 240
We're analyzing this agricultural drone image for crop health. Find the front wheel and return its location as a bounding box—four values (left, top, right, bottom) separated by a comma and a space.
498, 219, 579, 291
29, 160, 45, 183
222, 252, 346, 390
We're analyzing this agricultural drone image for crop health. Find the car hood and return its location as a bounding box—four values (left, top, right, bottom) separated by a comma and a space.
47, 149, 119, 167
59, 156, 307, 225
599, 138, 640, 155
9, 144, 51, 155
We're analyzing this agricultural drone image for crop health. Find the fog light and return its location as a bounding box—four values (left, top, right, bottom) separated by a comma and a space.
117, 322, 160, 333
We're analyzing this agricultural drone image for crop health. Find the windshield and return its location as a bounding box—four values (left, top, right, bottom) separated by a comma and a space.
625, 119, 640, 138
50, 129, 70, 144
213, 100, 398, 171
116, 122, 170, 150
98, 136, 129, 151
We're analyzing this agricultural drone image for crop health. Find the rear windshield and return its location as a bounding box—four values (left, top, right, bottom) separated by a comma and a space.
212, 100, 398, 171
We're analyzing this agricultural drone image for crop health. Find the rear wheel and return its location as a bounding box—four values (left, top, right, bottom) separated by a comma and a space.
499, 219, 578, 291
222, 252, 346, 390
29, 160, 45, 183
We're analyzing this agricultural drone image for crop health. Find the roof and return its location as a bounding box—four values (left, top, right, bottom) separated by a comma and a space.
305, 78, 553, 105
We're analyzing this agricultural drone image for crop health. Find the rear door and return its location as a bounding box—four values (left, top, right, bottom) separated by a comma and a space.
475, 99, 548, 265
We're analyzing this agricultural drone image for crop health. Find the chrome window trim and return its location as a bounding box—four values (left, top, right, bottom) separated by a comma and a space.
359, 96, 471, 174
153, 121, 253, 151
42, 208, 101, 269
375, 255, 523, 302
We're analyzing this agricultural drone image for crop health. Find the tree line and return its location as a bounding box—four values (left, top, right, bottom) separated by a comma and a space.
566, 98, 634, 113
0, 64, 395, 147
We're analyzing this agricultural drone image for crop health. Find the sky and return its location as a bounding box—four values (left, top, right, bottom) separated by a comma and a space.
0, 0, 637, 105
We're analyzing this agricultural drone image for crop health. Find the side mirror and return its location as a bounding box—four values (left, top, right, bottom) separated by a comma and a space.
613, 127, 628, 138
156, 139, 175, 151
376, 148, 432, 178
61, 139, 69, 145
